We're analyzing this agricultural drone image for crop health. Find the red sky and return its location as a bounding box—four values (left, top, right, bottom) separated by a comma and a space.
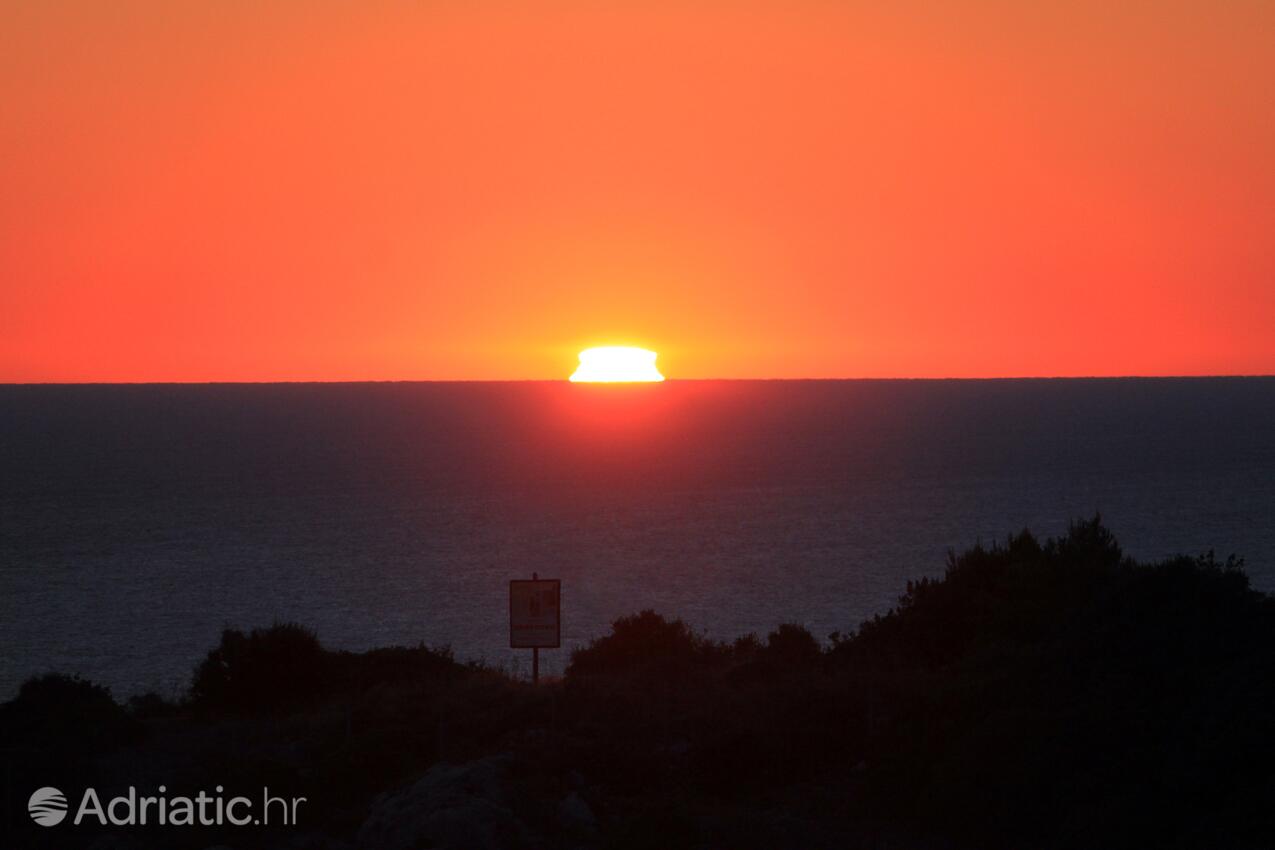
2, 1, 1272, 381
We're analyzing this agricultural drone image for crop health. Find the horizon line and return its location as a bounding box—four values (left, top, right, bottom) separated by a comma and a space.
3, 374, 1274, 387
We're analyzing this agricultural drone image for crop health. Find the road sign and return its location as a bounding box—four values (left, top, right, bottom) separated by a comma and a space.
510, 578, 561, 649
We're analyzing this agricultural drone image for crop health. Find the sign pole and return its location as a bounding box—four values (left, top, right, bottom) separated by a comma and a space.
531, 572, 539, 685
510, 571, 559, 687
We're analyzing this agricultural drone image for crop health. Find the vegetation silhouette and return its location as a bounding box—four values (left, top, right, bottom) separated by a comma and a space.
189, 622, 464, 714
3, 518, 1273, 849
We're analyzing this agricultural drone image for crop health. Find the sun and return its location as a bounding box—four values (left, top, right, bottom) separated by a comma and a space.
569, 347, 665, 383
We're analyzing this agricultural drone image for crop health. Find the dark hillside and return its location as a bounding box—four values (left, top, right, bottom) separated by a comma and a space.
4, 519, 1272, 849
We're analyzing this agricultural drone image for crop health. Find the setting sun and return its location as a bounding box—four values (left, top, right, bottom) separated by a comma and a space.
569, 347, 665, 383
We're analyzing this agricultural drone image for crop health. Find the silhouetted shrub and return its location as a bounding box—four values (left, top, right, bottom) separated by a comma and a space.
732, 632, 764, 655
345, 643, 464, 691
835, 515, 1135, 671
126, 690, 179, 719
188, 623, 469, 715
190, 622, 328, 712
824, 516, 1275, 849
567, 610, 724, 677
764, 623, 821, 665
0, 673, 137, 755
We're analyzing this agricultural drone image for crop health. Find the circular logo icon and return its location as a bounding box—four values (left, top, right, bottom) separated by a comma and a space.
28, 787, 67, 826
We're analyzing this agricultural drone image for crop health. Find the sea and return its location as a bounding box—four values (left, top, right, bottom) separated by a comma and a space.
2, 378, 1273, 698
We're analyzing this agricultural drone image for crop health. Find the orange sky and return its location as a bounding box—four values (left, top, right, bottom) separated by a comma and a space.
2, 1, 1272, 381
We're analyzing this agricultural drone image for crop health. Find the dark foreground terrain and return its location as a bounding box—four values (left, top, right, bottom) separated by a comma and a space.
4, 518, 1274, 849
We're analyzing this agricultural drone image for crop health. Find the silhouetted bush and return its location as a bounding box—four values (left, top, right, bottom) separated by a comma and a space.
346, 643, 465, 691
567, 609, 725, 677
764, 622, 821, 665
188, 622, 469, 715
0, 673, 137, 755
125, 690, 179, 719
824, 516, 1275, 849
190, 622, 328, 712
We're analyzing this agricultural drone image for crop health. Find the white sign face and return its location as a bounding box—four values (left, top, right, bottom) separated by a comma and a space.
509, 579, 561, 648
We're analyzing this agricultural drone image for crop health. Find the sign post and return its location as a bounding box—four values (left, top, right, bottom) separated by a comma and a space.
509, 573, 560, 685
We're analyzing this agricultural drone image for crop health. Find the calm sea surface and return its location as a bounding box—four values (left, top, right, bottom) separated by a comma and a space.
3, 378, 1274, 697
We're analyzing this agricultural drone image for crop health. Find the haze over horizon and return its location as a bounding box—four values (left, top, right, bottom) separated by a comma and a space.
3, 1, 1273, 382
